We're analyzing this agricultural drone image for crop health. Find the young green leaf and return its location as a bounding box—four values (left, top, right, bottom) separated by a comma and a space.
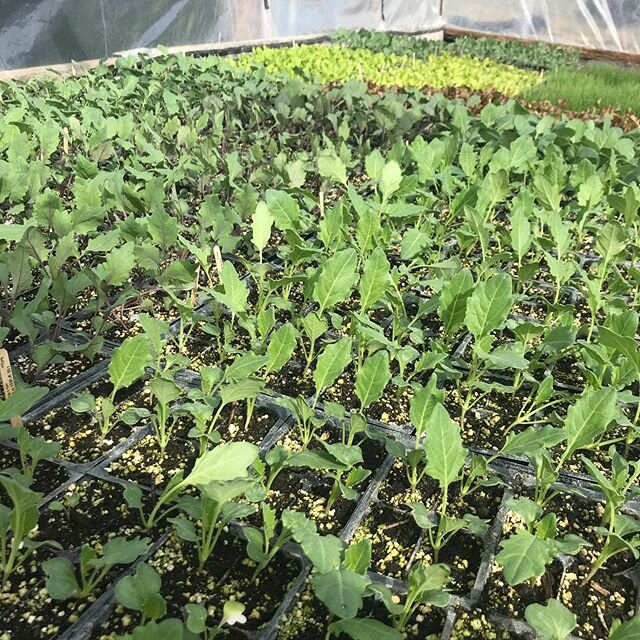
265, 189, 300, 231
380, 161, 402, 200
329, 619, 402, 640
266, 323, 299, 373
609, 617, 640, 640
409, 374, 443, 439
343, 539, 372, 575
510, 207, 532, 261
439, 268, 474, 337
115, 562, 166, 621
365, 149, 385, 182
312, 569, 369, 619
224, 352, 269, 381
211, 261, 249, 316
108, 335, 153, 393
501, 426, 566, 457
318, 153, 347, 186
598, 327, 640, 375
596, 221, 627, 264
42, 557, 79, 600
251, 202, 274, 257
424, 404, 466, 489
355, 351, 391, 409
298, 533, 343, 573
525, 599, 577, 640
359, 247, 390, 313
0, 386, 48, 422
562, 387, 617, 461
313, 248, 359, 312
495, 530, 556, 585
464, 273, 513, 341
313, 337, 353, 397
186, 442, 259, 487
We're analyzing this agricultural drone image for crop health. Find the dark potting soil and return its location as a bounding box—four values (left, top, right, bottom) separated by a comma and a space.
13, 348, 107, 388
25, 382, 148, 465
104, 406, 281, 488
377, 458, 504, 523
259, 467, 355, 535
182, 322, 255, 370
351, 502, 422, 578
0, 446, 71, 497
322, 367, 412, 426
264, 347, 315, 398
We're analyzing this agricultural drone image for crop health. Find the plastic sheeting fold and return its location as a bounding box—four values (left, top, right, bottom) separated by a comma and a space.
0, 0, 442, 71
445, 0, 640, 54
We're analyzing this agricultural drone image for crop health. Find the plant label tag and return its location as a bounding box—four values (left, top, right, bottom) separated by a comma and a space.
213, 245, 224, 273
0, 348, 22, 427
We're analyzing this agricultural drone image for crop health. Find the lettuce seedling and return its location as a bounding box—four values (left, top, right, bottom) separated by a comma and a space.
48, 489, 80, 521
285, 440, 371, 514
184, 356, 266, 454
498, 387, 619, 507
580, 453, 640, 583
456, 272, 514, 427
0, 425, 60, 478
206, 261, 249, 331
354, 349, 391, 411
148, 374, 182, 454
276, 395, 326, 449
169, 476, 257, 570
370, 561, 451, 632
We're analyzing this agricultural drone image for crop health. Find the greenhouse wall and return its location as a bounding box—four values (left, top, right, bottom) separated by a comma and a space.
444, 0, 640, 54
0, 0, 442, 71
1, 0, 639, 72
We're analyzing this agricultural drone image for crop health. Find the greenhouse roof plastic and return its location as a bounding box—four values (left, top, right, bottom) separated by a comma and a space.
445, 0, 640, 55
0, 0, 638, 72
0, 0, 442, 71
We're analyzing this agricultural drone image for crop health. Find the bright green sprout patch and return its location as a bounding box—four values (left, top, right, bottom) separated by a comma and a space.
522, 62, 640, 115
236, 44, 539, 95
